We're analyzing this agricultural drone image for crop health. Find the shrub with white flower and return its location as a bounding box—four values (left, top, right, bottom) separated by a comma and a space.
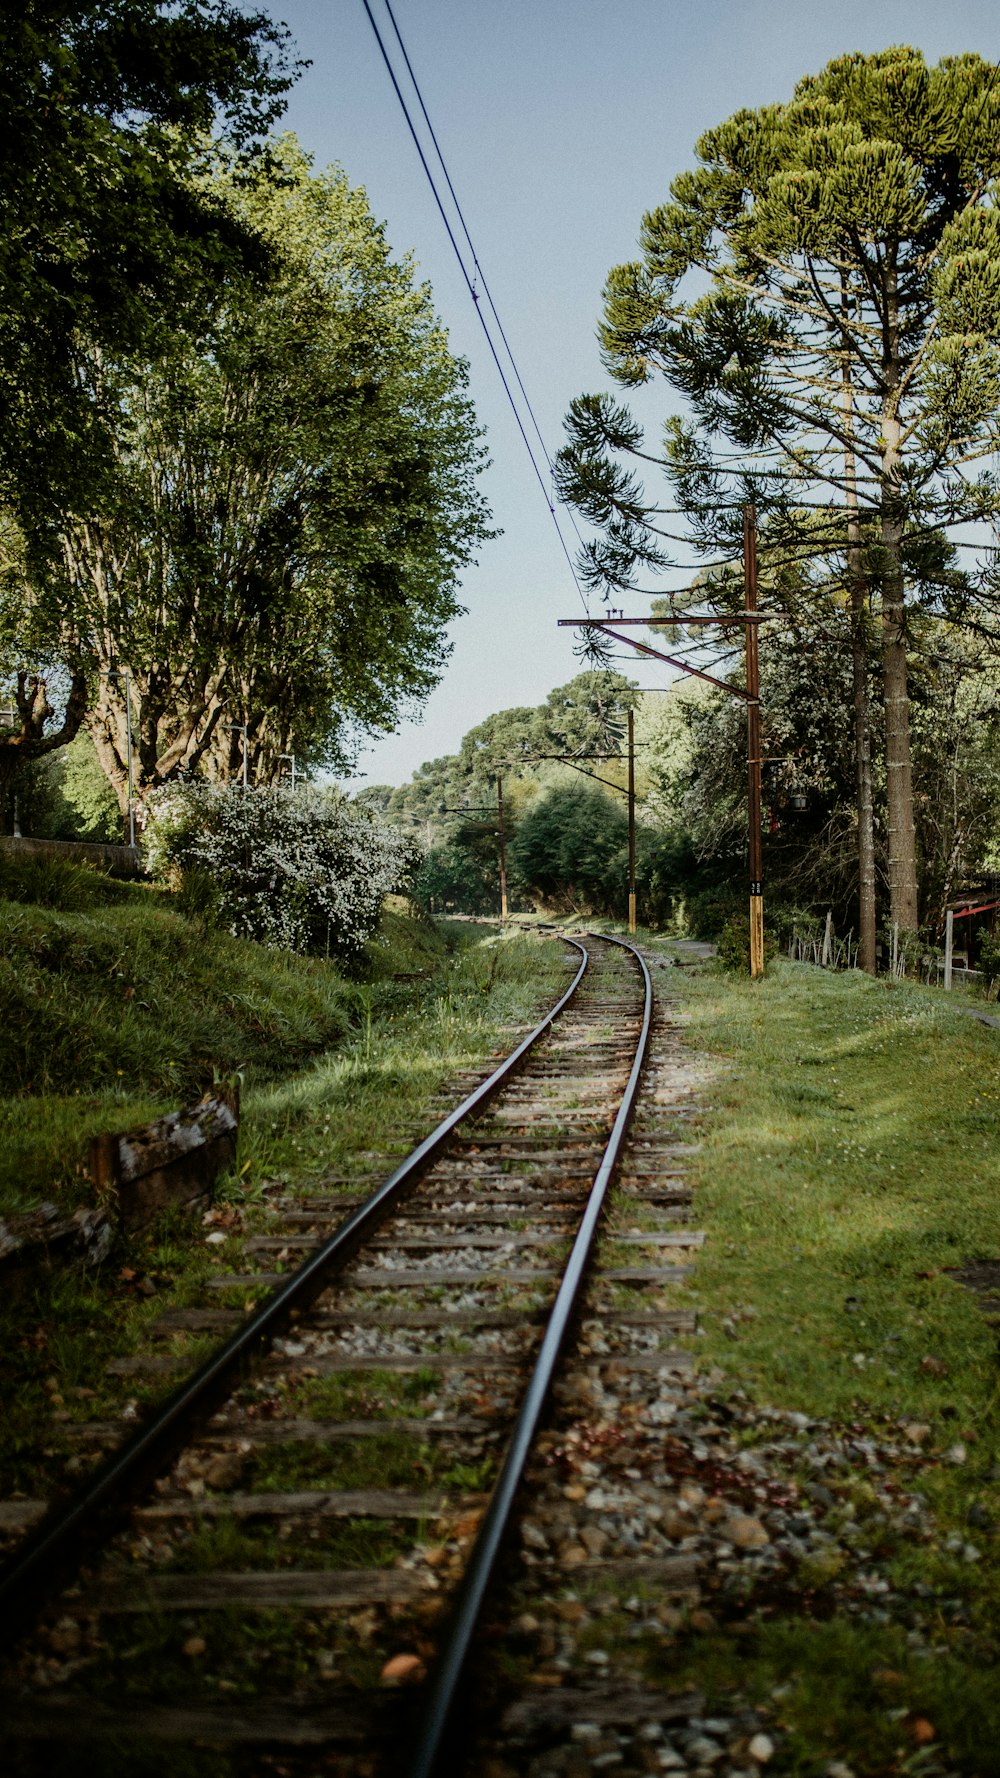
144, 782, 417, 957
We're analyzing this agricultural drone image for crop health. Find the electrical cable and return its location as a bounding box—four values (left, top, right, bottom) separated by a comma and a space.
381, 0, 585, 547
359, 0, 589, 612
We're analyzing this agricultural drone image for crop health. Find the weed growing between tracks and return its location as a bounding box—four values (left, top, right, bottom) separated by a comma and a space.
661, 953, 1000, 1773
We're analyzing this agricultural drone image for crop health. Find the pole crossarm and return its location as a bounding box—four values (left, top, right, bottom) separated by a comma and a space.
557, 619, 757, 704
556, 614, 772, 627
556, 501, 764, 979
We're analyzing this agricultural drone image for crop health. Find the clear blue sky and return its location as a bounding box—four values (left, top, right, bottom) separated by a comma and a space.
269, 0, 1000, 786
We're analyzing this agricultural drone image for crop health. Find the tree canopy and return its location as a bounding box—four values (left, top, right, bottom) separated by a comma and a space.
558, 47, 1000, 935
1, 1, 299, 529
10, 137, 492, 810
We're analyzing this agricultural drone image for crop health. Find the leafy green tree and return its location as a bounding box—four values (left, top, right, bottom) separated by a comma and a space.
378, 671, 638, 843
511, 784, 628, 915
46, 139, 491, 809
413, 843, 501, 916
559, 48, 1000, 937
0, 1, 297, 530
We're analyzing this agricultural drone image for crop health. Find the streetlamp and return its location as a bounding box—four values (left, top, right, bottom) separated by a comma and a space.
102, 668, 136, 847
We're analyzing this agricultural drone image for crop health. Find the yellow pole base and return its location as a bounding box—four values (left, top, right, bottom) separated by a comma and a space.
628, 892, 637, 936
749, 894, 765, 979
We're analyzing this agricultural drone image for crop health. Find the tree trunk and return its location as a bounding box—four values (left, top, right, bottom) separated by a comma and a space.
880, 262, 919, 932
840, 287, 877, 972
850, 597, 877, 970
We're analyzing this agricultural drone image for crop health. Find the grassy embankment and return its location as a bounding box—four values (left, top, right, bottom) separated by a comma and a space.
646, 944, 1000, 1771
0, 856, 572, 1495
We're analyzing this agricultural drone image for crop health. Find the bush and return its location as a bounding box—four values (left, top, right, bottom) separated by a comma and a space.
144, 783, 417, 957
976, 927, 1000, 996
716, 915, 778, 974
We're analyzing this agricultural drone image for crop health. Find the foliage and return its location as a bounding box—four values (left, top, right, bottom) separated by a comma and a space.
0, 883, 352, 1103
24, 136, 491, 808
373, 671, 639, 849
144, 781, 417, 956
0, 851, 137, 912
511, 783, 628, 914
0, 0, 297, 531
669, 954, 1000, 1766
413, 843, 501, 916
975, 928, 1000, 995
15, 731, 124, 843
651, 607, 1000, 939
558, 47, 1000, 931
715, 916, 778, 974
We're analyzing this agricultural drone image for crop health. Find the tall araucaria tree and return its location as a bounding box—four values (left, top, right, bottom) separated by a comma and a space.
557, 47, 1000, 941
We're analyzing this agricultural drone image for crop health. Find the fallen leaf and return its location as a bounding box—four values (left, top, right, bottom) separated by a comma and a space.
909, 1718, 935, 1745
381, 1653, 425, 1686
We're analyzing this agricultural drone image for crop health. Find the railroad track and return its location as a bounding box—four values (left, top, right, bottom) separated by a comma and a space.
0, 932, 708, 1777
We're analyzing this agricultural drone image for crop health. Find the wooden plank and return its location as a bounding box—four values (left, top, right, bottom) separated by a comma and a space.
135, 1487, 477, 1522
542, 1555, 699, 1592
0, 1694, 403, 1746
207, 1267, 555, 1292
611, 1231, 705, 1247
202, 1416, 488, 1444
500, 1687, 704, 1735
112, 1350, 524, 1378
66, 1416, 484, 1446
344, 1268, 559, 1287
89, 1567, 426, 1612
244, 1232, 570, 1254
307, 1307, 544, 1330
152, 1306, 544, 1337
151, 1307, 244, 1334
106, 1354, 188, 1375
593, 1350, 693, 1373
607, 1309, 697, 1330
0, 1499, 47, 1531
599, 1266, 694, 1283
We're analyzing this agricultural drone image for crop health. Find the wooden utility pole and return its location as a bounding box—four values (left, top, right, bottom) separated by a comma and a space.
744, 505, 765, 980
627, 708, 636, 934
558, 554, 768, 978
496, 773, 508, 923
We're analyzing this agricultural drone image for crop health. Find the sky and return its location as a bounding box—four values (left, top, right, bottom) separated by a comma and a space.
268, 0, 1000, 787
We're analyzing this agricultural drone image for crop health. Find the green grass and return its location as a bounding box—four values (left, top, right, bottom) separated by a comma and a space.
657, 953, 1000, 1773
0, 855, 369, 1214
0, 908, 571, 1496
676, 959, 1000, 1436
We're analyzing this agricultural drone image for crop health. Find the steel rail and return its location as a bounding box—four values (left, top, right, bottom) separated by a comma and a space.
0, 938, 590, 1647
407, 933, 653, 1778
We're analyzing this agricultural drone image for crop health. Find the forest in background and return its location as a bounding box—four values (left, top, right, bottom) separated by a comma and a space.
362, 647, 1000, 958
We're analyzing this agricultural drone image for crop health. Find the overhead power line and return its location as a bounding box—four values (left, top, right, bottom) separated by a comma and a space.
359, 0, 589, 612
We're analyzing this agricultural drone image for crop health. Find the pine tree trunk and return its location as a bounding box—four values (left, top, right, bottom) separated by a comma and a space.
880, 264, 919, 932
840, 289, 877, 972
